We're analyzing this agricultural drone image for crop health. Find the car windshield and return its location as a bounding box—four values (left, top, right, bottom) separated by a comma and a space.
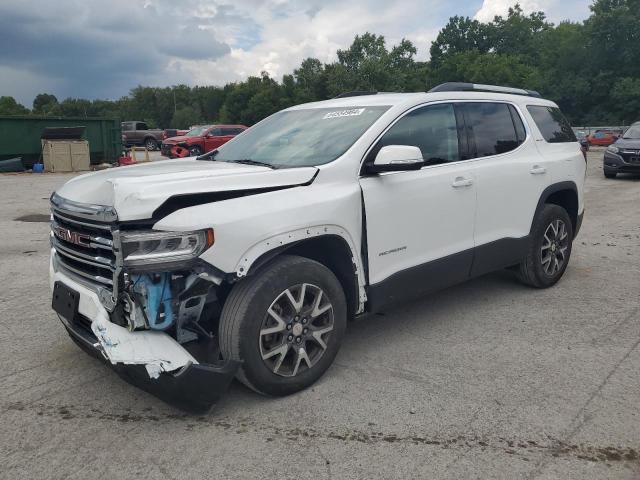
186, 126, 209, 137
214, 106, 390, 168
623, 125, 640, 139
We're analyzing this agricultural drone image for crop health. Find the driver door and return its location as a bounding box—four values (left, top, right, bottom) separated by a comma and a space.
359, 103, 477, 309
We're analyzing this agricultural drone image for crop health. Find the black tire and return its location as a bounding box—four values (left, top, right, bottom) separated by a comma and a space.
219, 255, 347, 396
517, 204, 573, 288
144, 137, 158, 151
188, 145, 202, 156
604, 170, 617, 179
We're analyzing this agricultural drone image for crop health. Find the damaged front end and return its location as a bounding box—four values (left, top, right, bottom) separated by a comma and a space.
50, 194, 239, 411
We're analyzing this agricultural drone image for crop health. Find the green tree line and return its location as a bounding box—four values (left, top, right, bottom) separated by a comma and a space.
1, 0, 638, 127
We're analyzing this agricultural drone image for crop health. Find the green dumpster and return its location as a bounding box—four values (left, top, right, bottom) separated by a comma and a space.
0, 115, 122, 167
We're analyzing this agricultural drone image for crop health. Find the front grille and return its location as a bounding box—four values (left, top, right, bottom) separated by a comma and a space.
52, 211, 116, 287
50, 195, 120, 306
620, 149, 640, 164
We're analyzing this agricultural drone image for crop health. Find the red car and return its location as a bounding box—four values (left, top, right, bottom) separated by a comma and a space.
587, 130, 621, 147
160, 125, 247, 157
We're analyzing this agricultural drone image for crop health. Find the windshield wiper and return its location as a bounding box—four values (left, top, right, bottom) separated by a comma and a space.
226, 159, 277, 169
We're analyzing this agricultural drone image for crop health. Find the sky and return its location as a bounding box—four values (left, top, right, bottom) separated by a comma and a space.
0, 0, 592, 106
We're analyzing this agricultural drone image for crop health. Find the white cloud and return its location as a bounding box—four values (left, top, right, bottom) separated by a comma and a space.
474, 0, 591, 23
173, 1, 446, 86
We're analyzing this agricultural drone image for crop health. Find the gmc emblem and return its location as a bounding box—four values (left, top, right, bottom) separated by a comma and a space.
54, 226, 91, 247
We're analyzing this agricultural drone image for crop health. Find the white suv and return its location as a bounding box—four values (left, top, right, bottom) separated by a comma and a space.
50, 83, 585, 408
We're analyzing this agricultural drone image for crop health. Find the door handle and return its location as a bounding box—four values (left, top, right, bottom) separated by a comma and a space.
452, 176, 473, 188
530, 165, 547, 175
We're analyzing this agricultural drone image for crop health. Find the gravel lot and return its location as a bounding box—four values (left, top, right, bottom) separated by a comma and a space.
1, 148, 638, 479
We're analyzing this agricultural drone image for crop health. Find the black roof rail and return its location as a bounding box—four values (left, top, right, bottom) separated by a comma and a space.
333, 91, 378, 99
428, 82, 541, 98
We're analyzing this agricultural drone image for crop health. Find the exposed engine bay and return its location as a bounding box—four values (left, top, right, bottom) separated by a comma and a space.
116, 271, 219, 343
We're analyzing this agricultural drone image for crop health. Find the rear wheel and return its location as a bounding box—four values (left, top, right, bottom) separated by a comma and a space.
144, 137, 158, 151
517, 204, 573, 288
219, 255, 347, 396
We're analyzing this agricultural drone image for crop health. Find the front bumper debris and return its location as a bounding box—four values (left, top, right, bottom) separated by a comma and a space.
59, 313, 239, 411
51, 261, 239, 411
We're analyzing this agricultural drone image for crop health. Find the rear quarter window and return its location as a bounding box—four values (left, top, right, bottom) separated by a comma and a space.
526, 106, 577, 143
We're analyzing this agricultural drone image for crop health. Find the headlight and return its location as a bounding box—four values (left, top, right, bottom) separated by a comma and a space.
120, 229, 214, 266
607, 145, 619, 154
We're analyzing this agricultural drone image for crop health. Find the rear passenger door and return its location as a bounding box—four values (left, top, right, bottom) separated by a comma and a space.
461, 101, 553, 276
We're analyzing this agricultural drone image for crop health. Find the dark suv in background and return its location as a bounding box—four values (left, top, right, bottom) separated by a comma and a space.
603, 122, 640, 178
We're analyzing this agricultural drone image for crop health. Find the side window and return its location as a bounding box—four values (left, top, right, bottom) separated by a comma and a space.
464, 102, 521, 157
221, 128, 240, 135
136, 122, 147, 131
526, 106, 577, 143
210, 128, 222, 136
373, 103, 459, 164
121, 123, 132, 132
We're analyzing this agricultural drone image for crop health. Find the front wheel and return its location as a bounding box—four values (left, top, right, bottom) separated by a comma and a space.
188, 145, 202, 156
219, 255, 347, 396
604, 170, 617, 179
517, 204, 573, 288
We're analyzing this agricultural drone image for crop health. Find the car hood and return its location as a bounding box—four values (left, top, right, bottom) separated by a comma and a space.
55, 159, 318, 221
162, 135, 193, 144
613, 138, 640, 149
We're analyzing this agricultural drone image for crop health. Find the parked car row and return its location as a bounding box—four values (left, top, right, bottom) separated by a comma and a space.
121, 120, 248, 158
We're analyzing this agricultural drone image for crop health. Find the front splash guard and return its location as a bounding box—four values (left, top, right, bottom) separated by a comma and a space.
59, 314, 240, 412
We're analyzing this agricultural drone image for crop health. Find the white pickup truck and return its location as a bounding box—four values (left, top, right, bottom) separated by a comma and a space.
50, 83, 585, 409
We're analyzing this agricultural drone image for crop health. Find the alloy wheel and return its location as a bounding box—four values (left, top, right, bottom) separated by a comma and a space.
259, 283, 334, 377
540, 219, 569, 276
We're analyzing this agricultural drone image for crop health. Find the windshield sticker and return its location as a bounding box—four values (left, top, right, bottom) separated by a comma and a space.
323, 108, 366, 119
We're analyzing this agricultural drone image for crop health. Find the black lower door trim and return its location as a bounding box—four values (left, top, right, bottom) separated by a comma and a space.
366, 249, 473, 312
366, 236, 529, 312
470, 236, 529, 277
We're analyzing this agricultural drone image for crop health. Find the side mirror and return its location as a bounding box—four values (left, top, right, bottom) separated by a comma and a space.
367, 145, 424, 173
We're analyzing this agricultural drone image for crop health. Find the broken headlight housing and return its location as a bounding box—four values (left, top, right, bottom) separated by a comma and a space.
121, 229, 214, 267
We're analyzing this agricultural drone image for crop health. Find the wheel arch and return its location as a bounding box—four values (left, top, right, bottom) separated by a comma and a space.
238, 229, 366, 318
533, 181, 579, 236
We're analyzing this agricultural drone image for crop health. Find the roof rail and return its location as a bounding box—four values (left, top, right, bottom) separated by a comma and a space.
428, 82, 541, 98
333, 91, 378, 99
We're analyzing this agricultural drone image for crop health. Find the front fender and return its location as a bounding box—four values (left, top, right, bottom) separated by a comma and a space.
233, 226, 367, 312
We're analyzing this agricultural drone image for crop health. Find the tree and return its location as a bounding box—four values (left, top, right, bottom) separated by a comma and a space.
430, 16, 492, 67
0, 96, 29, 115
429, 51, 539, 89
490, 5, 551, 60
586, 0, 640, 78
171, 106, 201, 129
32, 93, 59, 115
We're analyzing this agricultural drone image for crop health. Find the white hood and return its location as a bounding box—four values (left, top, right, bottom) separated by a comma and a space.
56, 159, 318, 221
